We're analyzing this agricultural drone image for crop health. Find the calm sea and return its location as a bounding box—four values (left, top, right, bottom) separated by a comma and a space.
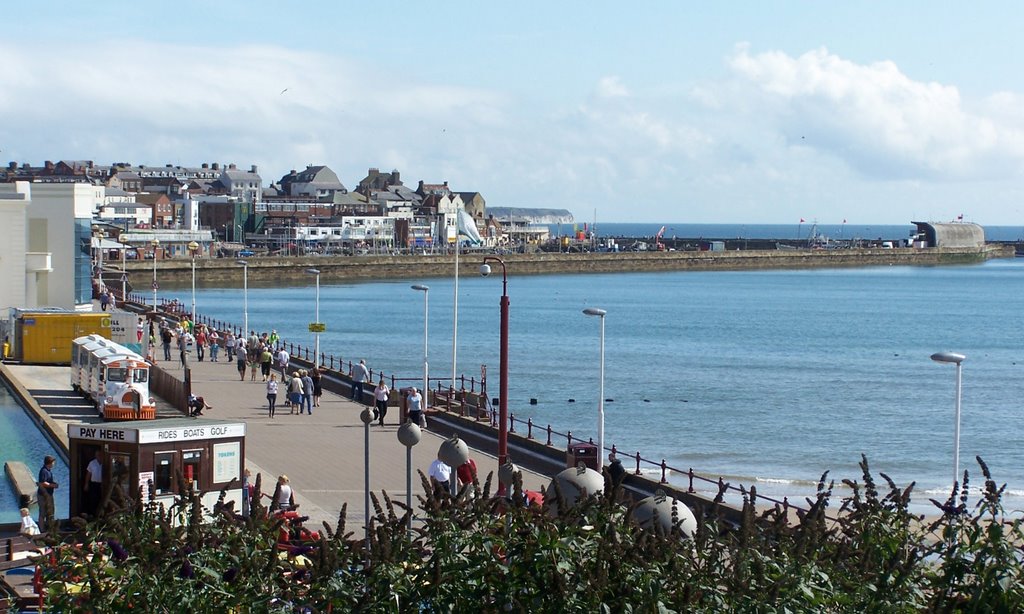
177, 257, 1024, 514
0, 383, 69, 523
551, 222, 1024, 242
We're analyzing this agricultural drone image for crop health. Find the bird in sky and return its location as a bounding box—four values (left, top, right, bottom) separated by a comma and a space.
280, 88, 289, 95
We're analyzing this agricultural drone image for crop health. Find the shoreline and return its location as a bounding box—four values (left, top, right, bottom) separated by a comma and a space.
120, 244, 1012, 286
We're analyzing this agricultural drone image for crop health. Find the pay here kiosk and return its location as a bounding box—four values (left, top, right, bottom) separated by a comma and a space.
67, 418, 246, 517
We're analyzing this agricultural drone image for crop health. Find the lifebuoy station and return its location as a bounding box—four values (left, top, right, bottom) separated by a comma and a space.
66, 418, 246, 517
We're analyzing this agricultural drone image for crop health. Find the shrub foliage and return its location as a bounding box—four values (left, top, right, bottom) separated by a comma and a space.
38, 456, 1024, 612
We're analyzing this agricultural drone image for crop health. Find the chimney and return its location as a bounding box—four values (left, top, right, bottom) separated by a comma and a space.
212, 163, 220, 171
44, 160, 54, 171
250, 165, 258, 173
166, 163, 173, 168
228, 163, 236, 170
8, 162, 15, 170
202, 163, 209, 169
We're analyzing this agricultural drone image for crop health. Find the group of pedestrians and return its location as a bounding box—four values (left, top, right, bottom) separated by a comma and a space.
265, 368, 322, 417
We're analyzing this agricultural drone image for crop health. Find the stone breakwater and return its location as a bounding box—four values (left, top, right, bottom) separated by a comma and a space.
122, 245, 1012, 286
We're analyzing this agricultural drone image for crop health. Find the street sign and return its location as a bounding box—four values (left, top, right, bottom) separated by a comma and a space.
121, 273, 128, 282
308, 322, 326, 333
151, 281, 159, 290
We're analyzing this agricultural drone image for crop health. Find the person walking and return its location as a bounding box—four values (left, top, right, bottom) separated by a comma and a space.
351, 359, 370, 402
236, 346, 247, 381
37, 455, 58, 532
178, 329, 192, 369
260, 345, 273, 382
407, 387, 423, 428
266, 373, 279, 418
311, 367, 323, 407
195, 326, 207, 362
160, 326, 173, 362
225, 332, 236, 361
277, 346, 290, 374
208, 329, 221, 362
428, 454, 451, 491
288, 371, 303, 415
301, 369, 314, 415
248, 343, 260, 382
373, 377, 390, 426
273, 475, 294, 511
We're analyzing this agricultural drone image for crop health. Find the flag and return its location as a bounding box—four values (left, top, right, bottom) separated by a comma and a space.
799, 218, 805, 223
958, 213, 964, 220
843, 219, 847, 224
456, 210, 483, 245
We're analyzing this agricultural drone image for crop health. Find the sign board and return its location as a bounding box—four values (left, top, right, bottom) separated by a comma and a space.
121, 273, 128, 282
68, 422, 246, 444
213, 442, 241, 483
138, 471, 154, 501
152, 281, 159, 290
108, 312, 137, 347
308, 322, 326, 333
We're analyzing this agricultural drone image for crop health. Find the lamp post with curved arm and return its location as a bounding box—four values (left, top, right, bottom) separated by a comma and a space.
150, 238, 160, 312
411, 284, 429, 396
237, 260, 249, 337
479, 257, 509, 478
187, 241, 200, 322
931, 351, 967, 488
583, 307, 607, 471
306, 268, 321, 362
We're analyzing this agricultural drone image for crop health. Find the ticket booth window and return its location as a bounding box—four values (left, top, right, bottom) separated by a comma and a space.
110, 452, 132, 496
183, 450, 202, 490
154, 452, 175, 495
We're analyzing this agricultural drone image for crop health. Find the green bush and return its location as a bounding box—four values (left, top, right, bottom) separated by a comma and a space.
39, 457, 1024, 612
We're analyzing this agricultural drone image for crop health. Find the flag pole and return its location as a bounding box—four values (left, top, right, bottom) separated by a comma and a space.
452, 236, 459, 393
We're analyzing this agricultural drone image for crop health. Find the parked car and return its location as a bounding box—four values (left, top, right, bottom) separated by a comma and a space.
238, 249, 255, 257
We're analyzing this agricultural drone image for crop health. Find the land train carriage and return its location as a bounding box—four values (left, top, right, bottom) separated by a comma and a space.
71, 335, 109, 391
71, 336, 156, 420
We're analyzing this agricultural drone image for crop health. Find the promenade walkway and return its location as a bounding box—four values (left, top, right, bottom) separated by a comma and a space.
5, 357, 550, 530
180, 357, 551, 527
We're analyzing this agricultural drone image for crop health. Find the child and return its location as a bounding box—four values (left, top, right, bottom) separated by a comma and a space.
20, 507, 40, 536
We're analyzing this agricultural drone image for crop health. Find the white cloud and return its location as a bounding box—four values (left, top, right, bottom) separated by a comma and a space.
595, 76, 630, 99
726, 45, 1024, 180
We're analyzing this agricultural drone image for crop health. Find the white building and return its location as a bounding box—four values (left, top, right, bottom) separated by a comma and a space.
0, 182, 34, 310
30, 183, 103, 309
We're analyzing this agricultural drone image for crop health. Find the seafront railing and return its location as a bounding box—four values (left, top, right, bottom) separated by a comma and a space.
126, 294, 817, 518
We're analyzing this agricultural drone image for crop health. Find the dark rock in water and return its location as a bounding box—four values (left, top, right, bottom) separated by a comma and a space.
568, 399, 575, 403
530, 398, 537, 405
682, 399, 688, 403
643, 399, 650, 402
605, 398, 613, 402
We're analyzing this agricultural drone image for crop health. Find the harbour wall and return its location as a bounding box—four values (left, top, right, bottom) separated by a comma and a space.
122, 244, 1013, 286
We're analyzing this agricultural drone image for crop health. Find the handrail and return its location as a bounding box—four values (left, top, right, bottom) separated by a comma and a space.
125, 297, 815, 519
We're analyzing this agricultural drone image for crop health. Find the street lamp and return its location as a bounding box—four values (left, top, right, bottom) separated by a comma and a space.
480, 257, 510, 480
931, 351, 966, 488
187, 241, 200, 322
397, 422, 422, 532
94, 229, 106, 285
583, 307, 607, 471
150, 238, 160, 312
306, 268, 321, 363
359, 407, 374, 556
236, 223, 244, 246
411, 284, 429, 397
237, 260, 249, 338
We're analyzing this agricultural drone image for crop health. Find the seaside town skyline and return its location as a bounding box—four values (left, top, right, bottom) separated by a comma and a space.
3, 4, 1024, 226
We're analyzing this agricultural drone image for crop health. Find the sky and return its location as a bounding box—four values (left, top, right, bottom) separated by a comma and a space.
2, 2, 1024, 225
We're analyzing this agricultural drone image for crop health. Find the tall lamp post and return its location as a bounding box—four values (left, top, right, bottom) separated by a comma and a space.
480, 257, 509, 477
583, 307, 607, 471
931, 351, 966, 487
236, 223, 244, 246
150, 238, 160, 312
412, 284, 429, 397
237, 260, 249, 337
187, 241, 200, 322
94, 229, 106, 285
306, 268, 321, 363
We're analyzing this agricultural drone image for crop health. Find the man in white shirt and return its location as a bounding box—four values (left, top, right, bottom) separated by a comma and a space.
277, 347, 290, 373
84, 449, 103, 516
428, 455, 451, 490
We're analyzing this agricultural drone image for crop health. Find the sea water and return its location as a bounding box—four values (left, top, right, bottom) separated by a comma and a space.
177, 259, 1024, 515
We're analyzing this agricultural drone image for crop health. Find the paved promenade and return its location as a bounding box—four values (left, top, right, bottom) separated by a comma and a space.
5, 359, 550, 529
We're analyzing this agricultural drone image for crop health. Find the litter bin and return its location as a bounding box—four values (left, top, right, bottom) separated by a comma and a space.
566, 442, 599, 471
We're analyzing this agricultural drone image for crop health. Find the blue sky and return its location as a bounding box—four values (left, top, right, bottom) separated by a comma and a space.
3, 2, 1023, 224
